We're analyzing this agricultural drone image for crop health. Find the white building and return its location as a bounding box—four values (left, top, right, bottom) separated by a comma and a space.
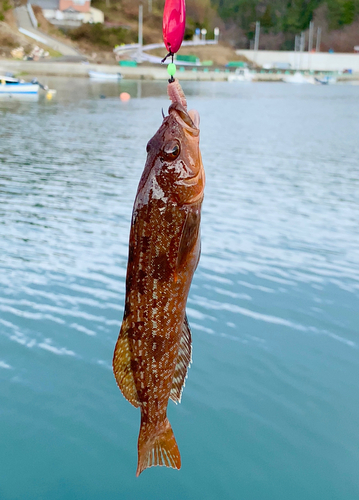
31, 0, 104, 28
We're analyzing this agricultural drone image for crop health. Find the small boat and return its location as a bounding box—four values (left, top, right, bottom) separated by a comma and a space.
0, 74, 39, 94
88, 70, 123, 80
227, 67, 253, 82
283, 72, 315, 84
314, 75, 337, 85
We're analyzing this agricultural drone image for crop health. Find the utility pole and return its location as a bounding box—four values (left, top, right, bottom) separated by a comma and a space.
135, 3, 143, 63
294, 34, 300, 70
254, 21, 260, 51
308, 21, 314, 52
299, 31, 305, 70
253, 21, 260, 65
316, 27, 322, 52
138, 4, 143, 47
300, 31, 305, 52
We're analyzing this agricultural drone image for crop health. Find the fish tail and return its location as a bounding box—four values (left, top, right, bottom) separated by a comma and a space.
136, 417, 181, 476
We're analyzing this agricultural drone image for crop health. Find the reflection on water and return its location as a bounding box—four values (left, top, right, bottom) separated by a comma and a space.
0, 77, 359, 500
0, 93, 39, 102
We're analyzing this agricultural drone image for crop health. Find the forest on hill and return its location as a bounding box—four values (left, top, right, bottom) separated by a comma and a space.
211, 0, 359, 50
1, 0, 358, 55
88, 0, 359, 52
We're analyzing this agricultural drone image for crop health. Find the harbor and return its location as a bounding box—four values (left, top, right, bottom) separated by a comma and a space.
1, 58, 359, 83
1, 0, 359, 497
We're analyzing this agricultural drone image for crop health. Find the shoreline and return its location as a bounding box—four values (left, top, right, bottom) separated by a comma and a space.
1, 59, 358, 82
0, 60, 229, 81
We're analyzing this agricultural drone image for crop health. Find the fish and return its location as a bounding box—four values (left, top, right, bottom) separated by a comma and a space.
113, 78, 205, 476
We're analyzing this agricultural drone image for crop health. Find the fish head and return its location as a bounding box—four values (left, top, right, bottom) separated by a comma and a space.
139, 101, 205, 207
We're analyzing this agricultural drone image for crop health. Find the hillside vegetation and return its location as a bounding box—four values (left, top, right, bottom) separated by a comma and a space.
1, 0, 359, 56
83, 0, 359, 51
212, 0, 359, 50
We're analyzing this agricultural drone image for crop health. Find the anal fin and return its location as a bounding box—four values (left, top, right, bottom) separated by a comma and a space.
113, 321, 140, 408
170, 315, 192, 404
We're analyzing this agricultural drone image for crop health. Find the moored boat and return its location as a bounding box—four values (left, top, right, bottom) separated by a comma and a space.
88, 70, 123, 80
314, 75, 337, 85
282, 72, 315, 84
227, 67, 254, 82
0, 75, 39, 94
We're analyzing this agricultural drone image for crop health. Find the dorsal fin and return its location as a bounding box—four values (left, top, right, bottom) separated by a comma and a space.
113, 321, 140, 408
170, 315, 192, 404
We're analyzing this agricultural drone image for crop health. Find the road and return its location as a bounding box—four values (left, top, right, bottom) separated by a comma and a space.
14, 5, 84, 58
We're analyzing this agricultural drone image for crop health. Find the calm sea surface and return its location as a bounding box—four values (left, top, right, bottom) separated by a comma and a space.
0, 77, 358, 500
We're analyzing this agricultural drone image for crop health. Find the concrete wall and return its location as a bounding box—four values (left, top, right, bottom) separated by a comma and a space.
236, 49, 359, 72
83, 7, 104, 23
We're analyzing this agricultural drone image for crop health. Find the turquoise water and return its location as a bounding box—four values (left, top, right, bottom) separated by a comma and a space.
1, 78, 358, 500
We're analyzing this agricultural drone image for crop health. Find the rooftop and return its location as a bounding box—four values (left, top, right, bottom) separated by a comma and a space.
31, 0, 59, 9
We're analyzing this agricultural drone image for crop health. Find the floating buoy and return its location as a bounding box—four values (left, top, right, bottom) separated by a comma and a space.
46, 89, 56, 100
120, 92, 131, 102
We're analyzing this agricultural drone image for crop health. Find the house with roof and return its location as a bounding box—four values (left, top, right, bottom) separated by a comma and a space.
31, 0, 104, 27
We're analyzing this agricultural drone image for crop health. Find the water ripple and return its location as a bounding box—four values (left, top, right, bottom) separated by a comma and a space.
1, 79, 359, 500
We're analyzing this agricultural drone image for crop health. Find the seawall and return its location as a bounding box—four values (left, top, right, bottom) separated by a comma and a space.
236, 49, 359, 72
0, 60, 229, 81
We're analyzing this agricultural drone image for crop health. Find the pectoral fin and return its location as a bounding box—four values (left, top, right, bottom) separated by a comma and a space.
170, 315, 192, 404
113, 322, 140, 408
176, 206, 200, 271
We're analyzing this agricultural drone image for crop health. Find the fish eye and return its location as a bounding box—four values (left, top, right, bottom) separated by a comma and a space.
163, 141, 180, 161
146, 143, 151, 153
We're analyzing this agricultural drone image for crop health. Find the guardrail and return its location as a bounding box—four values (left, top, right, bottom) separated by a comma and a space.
27, 2, 38, 28
19, 27, 48, 45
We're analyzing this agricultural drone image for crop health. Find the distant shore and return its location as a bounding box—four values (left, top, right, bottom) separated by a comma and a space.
1, 59, 358, 82
0, 59, 227, 81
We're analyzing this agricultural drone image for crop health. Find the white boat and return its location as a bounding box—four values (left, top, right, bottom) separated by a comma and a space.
314, 75, 337, 85
228, 67, 253, 82
89, 70, 123, 80
282, 72, 315, 84
0, 75, 39, 94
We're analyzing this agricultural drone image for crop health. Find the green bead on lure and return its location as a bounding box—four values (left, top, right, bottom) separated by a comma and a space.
167, 62, 177, 78
162, 0, 185, 82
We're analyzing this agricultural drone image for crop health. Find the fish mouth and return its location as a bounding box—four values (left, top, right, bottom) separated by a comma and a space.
168, 102, 200, 135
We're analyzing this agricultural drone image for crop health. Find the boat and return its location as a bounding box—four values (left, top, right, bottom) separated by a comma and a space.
282, 72, 315, 84
88, 70, 123, 80
314, 75, 337, 85
227, 67, 253, 82
0, 74, 39, 94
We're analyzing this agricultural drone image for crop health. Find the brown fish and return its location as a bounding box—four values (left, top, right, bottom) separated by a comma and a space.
113, 79, 205, 476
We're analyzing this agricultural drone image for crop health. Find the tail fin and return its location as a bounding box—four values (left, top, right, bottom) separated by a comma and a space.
136, 417, 181, 476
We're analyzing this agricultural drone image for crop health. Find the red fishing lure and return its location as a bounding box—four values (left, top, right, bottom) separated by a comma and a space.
163, 0, 186, 54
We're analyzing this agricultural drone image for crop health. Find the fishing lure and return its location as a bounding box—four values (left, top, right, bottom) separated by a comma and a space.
162, 0, 186, 57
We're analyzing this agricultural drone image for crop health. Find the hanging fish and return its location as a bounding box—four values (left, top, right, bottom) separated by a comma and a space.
163, 0, 186, 55
113, 79, 205, 476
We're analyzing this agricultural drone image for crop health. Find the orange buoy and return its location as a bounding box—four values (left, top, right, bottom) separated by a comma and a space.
120, 92, 131, 102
